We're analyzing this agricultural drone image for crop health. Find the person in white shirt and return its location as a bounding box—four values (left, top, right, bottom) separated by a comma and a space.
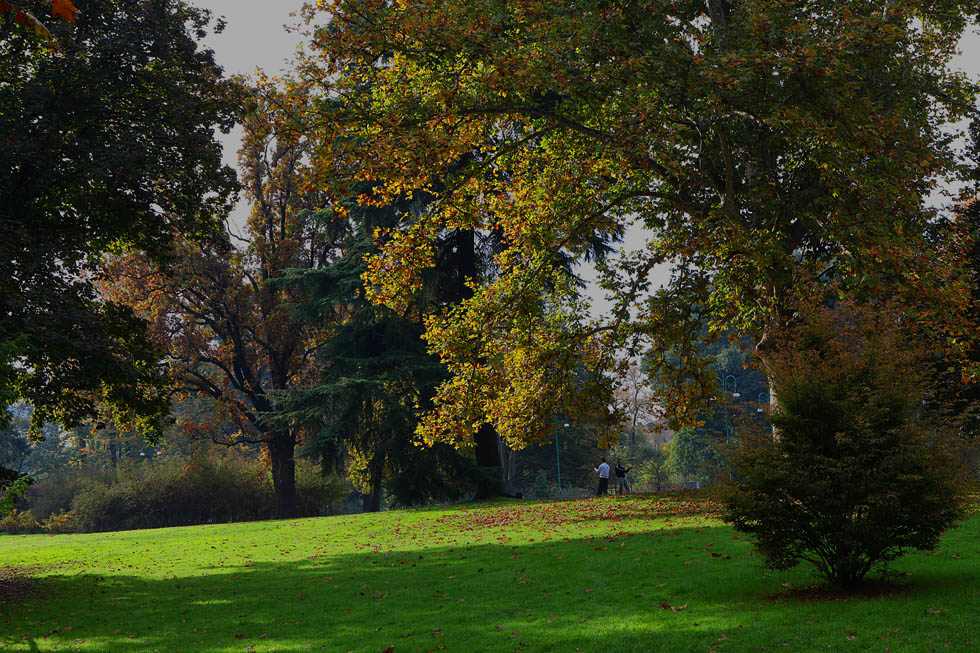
594, 457, 610, 496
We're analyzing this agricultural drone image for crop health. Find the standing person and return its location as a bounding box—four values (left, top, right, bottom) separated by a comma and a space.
594, 457, 610, 496
615, 460, 632, 495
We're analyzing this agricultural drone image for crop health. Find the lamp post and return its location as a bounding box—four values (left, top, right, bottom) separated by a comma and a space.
757, 391, 767, 414
724, 374, 738, 444
555, 422, 569, 498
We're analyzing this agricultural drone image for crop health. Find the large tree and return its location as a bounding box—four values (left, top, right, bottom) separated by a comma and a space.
278, 229, 484, 511
104, 88, 344, 518
293, 0, 979, 449
0, 0, 239, 434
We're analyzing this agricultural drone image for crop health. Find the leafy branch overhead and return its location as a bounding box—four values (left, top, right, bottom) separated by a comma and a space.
0, 0, 78, 37
292, 0, 980, 448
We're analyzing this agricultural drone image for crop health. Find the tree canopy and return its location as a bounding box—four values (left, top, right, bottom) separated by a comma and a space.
291, 0, 980, 449
0, 0, 79, 38
1, 0, 240, 434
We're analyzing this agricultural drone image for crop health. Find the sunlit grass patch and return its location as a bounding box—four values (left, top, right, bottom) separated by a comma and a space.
1, 491, 978, 651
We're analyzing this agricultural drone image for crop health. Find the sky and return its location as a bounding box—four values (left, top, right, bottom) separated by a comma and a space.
195, 1, 307, 235
195, 2, 980, 310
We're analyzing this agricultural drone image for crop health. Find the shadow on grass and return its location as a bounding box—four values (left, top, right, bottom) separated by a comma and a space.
4, 514, 980, 652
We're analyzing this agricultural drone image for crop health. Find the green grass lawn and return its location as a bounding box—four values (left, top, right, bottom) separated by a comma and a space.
1, 491, 978, 652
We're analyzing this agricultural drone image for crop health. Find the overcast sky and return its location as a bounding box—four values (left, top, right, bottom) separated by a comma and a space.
195, 2, 980, 310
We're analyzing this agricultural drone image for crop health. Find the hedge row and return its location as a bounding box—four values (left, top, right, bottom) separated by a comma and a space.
1, 454, 345, 534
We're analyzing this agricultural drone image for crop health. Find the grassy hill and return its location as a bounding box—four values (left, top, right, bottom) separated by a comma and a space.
1, 491, 978, 651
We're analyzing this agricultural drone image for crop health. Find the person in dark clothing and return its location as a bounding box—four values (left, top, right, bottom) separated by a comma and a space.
615, 460, 632, 495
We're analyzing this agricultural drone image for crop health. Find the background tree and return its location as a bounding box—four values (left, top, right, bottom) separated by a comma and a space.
1, 0, 239, 435
666, 428, 719, 487
616, 363, 660, 449
104, 88, 342, 518
0, 413, 32, 476
929, 119, 980, 450
274, 128, 517, 507
722, 294, 968, 588
632, 447, 670, 492
296, 0, 980, 451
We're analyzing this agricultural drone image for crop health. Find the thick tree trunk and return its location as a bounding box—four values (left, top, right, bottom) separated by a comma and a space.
363, 462, 383, 512
267, 435, 297, 519
367, 481, 382, 513
472, 423, 503, 499
448, 228, 505, 494
474, 423, 501, 468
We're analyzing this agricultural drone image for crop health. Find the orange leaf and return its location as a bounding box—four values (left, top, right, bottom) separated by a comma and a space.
52, 0, 78, 23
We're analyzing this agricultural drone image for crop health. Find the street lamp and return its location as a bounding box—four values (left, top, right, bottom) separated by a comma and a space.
724, 375, 738, 444
757, 391, 768, 414
555, 422, 570, 498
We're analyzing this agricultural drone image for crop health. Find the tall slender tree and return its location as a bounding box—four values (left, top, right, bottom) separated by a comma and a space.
103, 87, 346, 518
276, 218, 469, 510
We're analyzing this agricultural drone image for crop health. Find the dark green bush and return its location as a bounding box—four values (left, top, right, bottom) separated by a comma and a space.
386, 443, 501, 507
722, 299, 968, 588
1, 453, 346, 534
296, 463, 348, 516
25, 467, 112, 521
68, 454, 346, 532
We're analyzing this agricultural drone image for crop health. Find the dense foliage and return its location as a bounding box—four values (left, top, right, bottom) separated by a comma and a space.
0, 0, 239, 435
100, 86, 341, 518
1, 453, 345, 533
722, 297, 969, 588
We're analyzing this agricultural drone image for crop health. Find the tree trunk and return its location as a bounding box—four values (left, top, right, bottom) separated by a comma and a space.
367, 480, 382, 513
475, 422, 501, 468
267, 435, 297, 519
472, 423, 503, 499
448, 228, 505, 494
756, 323, 781, 439
363, 461, 383, 512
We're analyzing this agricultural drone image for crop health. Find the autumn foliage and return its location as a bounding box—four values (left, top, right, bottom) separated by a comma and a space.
0, 0, 78, 37
292, 0, 980, 452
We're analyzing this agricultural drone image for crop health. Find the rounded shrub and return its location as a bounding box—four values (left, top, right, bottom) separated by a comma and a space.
722, 298, 968, 588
